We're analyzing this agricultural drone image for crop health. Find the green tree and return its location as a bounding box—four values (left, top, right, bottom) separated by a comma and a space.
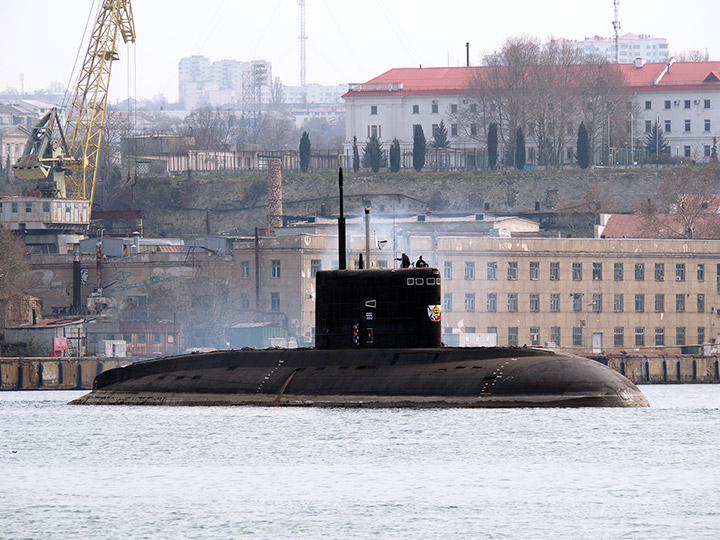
710, 137, 718, 164
389, 138, 401, 172
362, 135, 384, 173
431, 120, 449, 148
576, 121, 590, 169
515, 126, 526, 170
487, 123, 498, 170
299, 131, 311, 172
412, 124, 426, 172
352, 136, 360, 172
644, 122, 669, 156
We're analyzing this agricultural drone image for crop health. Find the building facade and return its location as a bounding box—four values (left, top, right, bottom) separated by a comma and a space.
343, 61, 720, 164
559, 33, 670, 64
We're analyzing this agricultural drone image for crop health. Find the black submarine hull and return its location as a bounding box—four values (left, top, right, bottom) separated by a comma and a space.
70, 347, 649, 407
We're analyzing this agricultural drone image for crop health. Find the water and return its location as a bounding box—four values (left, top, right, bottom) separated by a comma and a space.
1, 387, 719, 540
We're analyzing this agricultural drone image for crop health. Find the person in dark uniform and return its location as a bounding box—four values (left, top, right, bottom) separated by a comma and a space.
396, 253, 411, 268
415, 255, 428, 267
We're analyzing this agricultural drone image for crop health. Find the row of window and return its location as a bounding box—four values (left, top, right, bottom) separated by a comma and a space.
2, 201, 62, 213
443, 292, 707, 313
443, 260, 708, 282
471, 326, 705, 348
123, 333, 171, 344
644, 99, 711, 110
644, 119, 712, 134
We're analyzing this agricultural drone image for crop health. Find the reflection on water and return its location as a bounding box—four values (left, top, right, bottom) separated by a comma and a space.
1, 386, 719, 540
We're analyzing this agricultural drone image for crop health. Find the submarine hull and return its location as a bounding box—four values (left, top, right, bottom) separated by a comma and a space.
70, 347, 649, 408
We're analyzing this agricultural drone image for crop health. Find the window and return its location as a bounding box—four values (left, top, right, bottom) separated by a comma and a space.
614, 294, 624, 312
451, 104, 458, 114
684, 119, 691, 132
153, 334, 162, 344
529, 261, 539, 280
572, 262, 582, 281
698, 327, 705, 345
664, 100, 671, 109
635, 263, 645, 281
465, 261, 475, 280
137, 334, 146, 344
508, 327, 518, 347
566, 146, 573, 161
550, 262, 560, 281
645, 120, 652, 133
123, 334, 132, 343
11, 202, 18, 213
451, 124, 458, 137
676, 327, 686, 347
635, 294, 645, 312
705, 119, 711, 132
530, 327, 540, 346
486, 261, 497, 280
42, 202, 50, 212
572, 293, 582, 312
270, 292, 280, 312
369, 125, 380, 138
612, 327, 623, 348
470, 124, 478, 136
25, 202, 32, 213
676, 263, 685, 281
432, 124, 439, 137
676, 294, 685, 312
507, 261, 518, 280
443, 261, 452, 279
684, 100, 691, 109
635, 327, 645, 347
370, 105, 377, 115
704, 99, 711, 109
487, 327, 497, 335
614, 262, 623, 281
665, 120, 671, 133
592, 262, 602, 280
443, 293, 452, 312
412, 104, 419, 114
644, 100, 651, 110
240, 293, 250, 311
311, 259, 322, 277
271, 260, 281, 278
507, 293, 518, 312
697, 294, 705, 312
465, 293, 475, 312
486, 293, 497, 312
654, 263, 664, 281
592, 294, 602, 312
550, 327, 560, 346
655, 327, 665, 347
684, 145, 691, 157
529, 293, 540, 312
572, 327, 583, 347
655, 294, 664, 312
705, 145, 712, 158
550, 293, 560, 312
470, 103, 477, 113
377, 260, 388, 269
717, 264, 720, 293
431, 103, 438, 114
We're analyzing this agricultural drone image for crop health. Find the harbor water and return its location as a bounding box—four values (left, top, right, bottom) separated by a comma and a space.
1, 386, 719, 540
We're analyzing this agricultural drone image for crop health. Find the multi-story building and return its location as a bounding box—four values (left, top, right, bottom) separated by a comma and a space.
558, 33, 670, 64
343, 60, 720, 163
178, 56, 272, 111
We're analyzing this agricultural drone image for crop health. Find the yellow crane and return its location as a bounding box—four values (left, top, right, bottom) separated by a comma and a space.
13, 1, 135, 221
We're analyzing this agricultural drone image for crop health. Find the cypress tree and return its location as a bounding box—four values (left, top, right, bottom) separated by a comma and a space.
644, 122, 669, 156
413, 124, 426, 172
487, 123, 498, 170
576, 121, 590, 169
352, 136, 360, 172
515, 126, 526, 170
710, 137, 718, 164
389, 138, 401, 172
299, 131, 311, 172
363, 135, 383, 173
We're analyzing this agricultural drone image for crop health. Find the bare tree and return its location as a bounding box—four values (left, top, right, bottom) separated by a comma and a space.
185, 106, 235, 151
674, 50, 707, 62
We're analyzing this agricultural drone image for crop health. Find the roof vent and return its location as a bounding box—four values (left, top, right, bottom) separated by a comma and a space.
635, 57, 645, 69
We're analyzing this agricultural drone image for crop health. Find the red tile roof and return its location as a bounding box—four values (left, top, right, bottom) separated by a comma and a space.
601, 214, 720, 239
344, 61, 720, 98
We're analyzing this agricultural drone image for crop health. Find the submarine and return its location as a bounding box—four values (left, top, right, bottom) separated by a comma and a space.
71, 170, 649, 408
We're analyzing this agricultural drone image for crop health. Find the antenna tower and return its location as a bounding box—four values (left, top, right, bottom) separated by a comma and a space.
612, 0, 621, 64
298, 0, 307, 87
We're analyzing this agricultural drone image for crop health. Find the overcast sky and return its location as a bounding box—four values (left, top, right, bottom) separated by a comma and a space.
2, 0, 719, 104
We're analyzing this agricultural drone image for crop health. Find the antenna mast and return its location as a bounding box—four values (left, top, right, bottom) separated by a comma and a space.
298, 0, 307, 87
612, 0, 621, 64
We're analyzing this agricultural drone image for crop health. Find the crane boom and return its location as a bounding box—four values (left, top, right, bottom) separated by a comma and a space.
64, 0, 135, 212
